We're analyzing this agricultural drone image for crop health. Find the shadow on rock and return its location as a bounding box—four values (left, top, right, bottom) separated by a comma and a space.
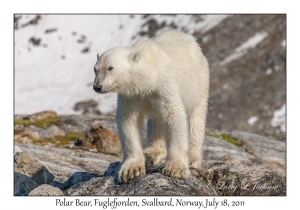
53, 172, 103, 191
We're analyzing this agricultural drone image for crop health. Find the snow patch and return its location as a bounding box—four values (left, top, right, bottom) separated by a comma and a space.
15, 15, 144, 115
248, 116, 258, 125
220, 31, 268, 66
281, 39, 286, 48
270, 104, 286, 132
265, 68, 272, 75
223, 84, 229, 90
14, 15, 230, 115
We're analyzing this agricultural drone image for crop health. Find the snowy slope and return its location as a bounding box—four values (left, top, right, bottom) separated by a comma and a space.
14, 15, 228, 115
220, 31, 268, 65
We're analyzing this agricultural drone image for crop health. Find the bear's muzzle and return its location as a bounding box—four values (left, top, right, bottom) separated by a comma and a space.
93, 85, 103, 93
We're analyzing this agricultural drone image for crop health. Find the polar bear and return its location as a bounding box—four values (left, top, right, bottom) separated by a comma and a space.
93, 30, 209, 183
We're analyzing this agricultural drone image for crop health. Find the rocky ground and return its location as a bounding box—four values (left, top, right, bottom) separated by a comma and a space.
14, 111, 286, 196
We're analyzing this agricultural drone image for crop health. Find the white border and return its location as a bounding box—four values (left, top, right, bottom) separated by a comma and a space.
2, 0, 296, 209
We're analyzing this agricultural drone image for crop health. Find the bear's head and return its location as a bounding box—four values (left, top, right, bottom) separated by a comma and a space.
93, 46, 150, 96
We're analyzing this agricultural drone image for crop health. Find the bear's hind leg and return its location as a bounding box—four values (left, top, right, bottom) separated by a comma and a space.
144, 116, 167, 167
188, 104, 207, 170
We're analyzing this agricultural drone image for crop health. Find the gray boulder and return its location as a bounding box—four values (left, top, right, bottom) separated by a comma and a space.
28, 184, 64, 196
203, 136, 263, 165
230, 130, 285, 170
14, 152, 54, 185
40, 125, 65, 138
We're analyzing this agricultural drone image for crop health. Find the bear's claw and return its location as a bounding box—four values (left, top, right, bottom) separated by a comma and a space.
118, 160, 145, 183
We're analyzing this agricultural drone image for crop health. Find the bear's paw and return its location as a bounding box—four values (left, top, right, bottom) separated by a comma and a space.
162, 160, 190, 179
118, 159, 146, 183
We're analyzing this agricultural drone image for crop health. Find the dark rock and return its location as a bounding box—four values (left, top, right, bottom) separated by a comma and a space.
45, 28, 58, 34
58, 172, 102, 191
21, 15, 42, 27
14, 172, 38, 196
81, 46, 90, 53
140, 18, 167, 38
14, 15, 22, 29
29, 37, 41, 46
104, 161, 121, 176
77, 35, 86, 43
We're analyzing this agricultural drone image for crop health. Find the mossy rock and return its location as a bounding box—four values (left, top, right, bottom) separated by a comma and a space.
14, 117, 60, 128
206, 133, 242, 147
32, 133, 85, 148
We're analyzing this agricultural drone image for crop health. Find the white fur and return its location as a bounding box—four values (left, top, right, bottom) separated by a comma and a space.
93, 30, 209, 182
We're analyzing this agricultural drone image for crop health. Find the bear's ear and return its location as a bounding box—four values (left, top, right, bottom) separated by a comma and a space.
97, 53, 102, 60
129, 51, 141, 63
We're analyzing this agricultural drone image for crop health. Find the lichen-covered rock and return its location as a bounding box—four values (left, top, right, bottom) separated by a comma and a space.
206, 161, 286, 195
14, 172, 38, 196
14, 152, 54, 185
63, 161, 285, 196
28, 184, 64, 196
64, 169, 216, 196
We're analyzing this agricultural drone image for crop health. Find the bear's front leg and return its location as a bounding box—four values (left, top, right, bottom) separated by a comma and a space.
151, 96, 191, 179
116, 96, 146, 183
162, 116, 191, 178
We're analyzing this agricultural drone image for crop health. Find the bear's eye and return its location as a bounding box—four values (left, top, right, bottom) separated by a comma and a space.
108, 66, 113, 71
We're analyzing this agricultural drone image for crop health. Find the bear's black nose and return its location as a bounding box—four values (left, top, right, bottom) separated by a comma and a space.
93, 85, 102, 92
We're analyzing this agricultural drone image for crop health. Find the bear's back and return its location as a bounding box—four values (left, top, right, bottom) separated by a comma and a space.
153, 30, 199, 53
